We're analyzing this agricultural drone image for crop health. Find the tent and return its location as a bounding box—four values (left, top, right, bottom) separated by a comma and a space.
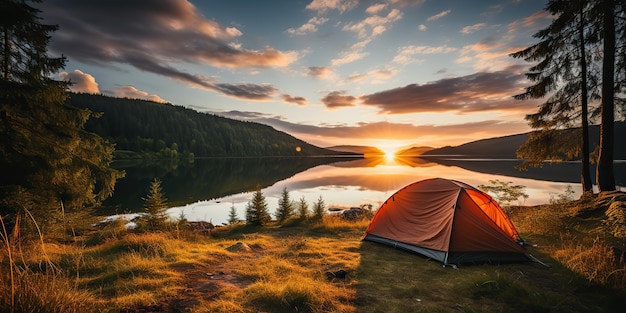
363, 178, 531, 266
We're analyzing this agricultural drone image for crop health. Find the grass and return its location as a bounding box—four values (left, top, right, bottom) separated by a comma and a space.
2, 193, 626, 312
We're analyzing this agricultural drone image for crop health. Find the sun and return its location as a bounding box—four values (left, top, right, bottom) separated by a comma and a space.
385, 151, 395, 160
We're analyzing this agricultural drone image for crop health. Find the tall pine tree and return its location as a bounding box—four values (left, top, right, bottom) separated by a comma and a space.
0, 0, 122, 225
512, 0, 624, 192
275, 186, 294, 224
511, 0, 600, 193
245, 185, 271, 226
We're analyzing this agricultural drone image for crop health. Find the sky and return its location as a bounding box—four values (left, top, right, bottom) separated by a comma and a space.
38, 0, 552, 153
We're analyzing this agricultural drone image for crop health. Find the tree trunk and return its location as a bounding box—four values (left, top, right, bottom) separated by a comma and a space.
597, 0, 616, 191
579, 1, 593, 193
3, 24, 9, 80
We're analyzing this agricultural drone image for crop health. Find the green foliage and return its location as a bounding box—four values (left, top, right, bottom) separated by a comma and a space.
549, 185, 577, 204
312, 195, 326, 221
138, 178, 169, 231
227, 204, 239, 225
477, 179, 529, 206
68, 93, 339, 158
516, 128, 584, 169
297, 196, 309, 220
0, 0, 122, 226
275, 186, 295, 224
245, 186, 271, 226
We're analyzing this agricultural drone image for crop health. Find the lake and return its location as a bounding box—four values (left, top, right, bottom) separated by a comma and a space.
103, 156, 626, 225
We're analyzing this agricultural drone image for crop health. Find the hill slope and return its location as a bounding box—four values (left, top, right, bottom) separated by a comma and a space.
422, 122, 626, 159
68, 93, 344, 158
326, 145, 384, 156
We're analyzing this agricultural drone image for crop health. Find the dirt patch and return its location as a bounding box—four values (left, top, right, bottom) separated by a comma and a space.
168, 248, 257, 311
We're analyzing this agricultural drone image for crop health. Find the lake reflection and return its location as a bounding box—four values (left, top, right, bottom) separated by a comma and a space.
103, 156, 620, 225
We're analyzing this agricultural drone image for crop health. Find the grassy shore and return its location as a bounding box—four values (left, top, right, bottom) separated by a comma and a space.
1, 192, 626, 312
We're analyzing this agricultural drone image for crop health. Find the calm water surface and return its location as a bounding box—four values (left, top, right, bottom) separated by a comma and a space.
104, 156, 625, 225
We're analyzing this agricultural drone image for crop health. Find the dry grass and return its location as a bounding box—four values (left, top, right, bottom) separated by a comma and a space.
2, 202, 626, 312
507, 191, 626, 289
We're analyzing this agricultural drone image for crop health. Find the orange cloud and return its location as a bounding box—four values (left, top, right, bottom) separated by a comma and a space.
106, 86, 167, 103
426, 10, 451, 21
41, 0, 297, 88
58, 69, 99, 93
306, 0, 359, 14
321, 91, 357, 108
360, 65, 536, 114
282, 94, 308, 105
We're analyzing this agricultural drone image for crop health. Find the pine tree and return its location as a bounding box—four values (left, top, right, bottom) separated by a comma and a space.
245, 185, 271, 226
275, 186, 294, 223
512, 0, 626, 192
227, 203, 239, 225
141, 178, 168, 231
510, 0, 600, 193
312, 195, 326, 221
0, 0, 122, 225
297, 196, 309, 220
596, 0, 617, 191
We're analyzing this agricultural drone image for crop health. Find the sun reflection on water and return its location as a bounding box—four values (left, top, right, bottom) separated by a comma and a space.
167, 156, 584, 225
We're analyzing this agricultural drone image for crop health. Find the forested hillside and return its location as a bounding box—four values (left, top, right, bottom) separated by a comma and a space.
422, 122, 626, 159
68, 93, 342, 158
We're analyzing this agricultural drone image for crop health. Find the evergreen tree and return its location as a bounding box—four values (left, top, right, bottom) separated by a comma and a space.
510, 0, 600, 193
0, 0, 122, 224
141, 178, 168, 231
296, 196, 309, 220
245, 185, 271, 226
275, 186, 294, 223
512, 0, 625, 192
596, 0, 617, 191
227, 203, 239, 225
312, 195, 326, 221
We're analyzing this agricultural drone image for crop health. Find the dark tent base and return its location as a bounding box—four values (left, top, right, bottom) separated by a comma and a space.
363, 234, 532, 266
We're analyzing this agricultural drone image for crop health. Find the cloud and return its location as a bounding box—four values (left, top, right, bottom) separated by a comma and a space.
282, 94, 308, 105
508, 10, 553, 32
393, 45, 457, 64
360, 65, 537, 114
305, 0, 359, 14
460, 23, 487, 34
40, 0, 297, 90
308, 66, 334, 79
213, 110, 530, 146
287, 16, 329, 35
366, 3, 387, 14
457, 36, 527, 71
347, 74, 368, 82
331, 50, 369, 66
104, 86, 167, 103
426, 10, 451, 21
347, 68, 397, 83
342, 8, 403, 39
387, 0, 426, 7
58, 69, 99, 93
418, 24, 427, 31
212, 83, 278, 101
321, 91, 357, 108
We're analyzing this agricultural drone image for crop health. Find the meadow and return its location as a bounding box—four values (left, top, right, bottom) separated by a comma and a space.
1, 192, 626, 313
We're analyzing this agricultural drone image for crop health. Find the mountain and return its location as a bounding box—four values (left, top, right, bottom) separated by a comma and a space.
421, 122, 626, 160
68, 93, 348, 158
396, 146, 435, 156
422, 133, 528, 158
326, 145, 384, 156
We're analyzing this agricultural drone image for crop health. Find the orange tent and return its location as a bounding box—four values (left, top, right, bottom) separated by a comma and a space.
363, 178, 531, 266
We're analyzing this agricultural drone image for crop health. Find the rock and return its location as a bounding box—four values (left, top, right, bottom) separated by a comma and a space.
226, 241, 252, 252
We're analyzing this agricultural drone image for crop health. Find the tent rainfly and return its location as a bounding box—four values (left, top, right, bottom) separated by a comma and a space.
363, 178, 532, 266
